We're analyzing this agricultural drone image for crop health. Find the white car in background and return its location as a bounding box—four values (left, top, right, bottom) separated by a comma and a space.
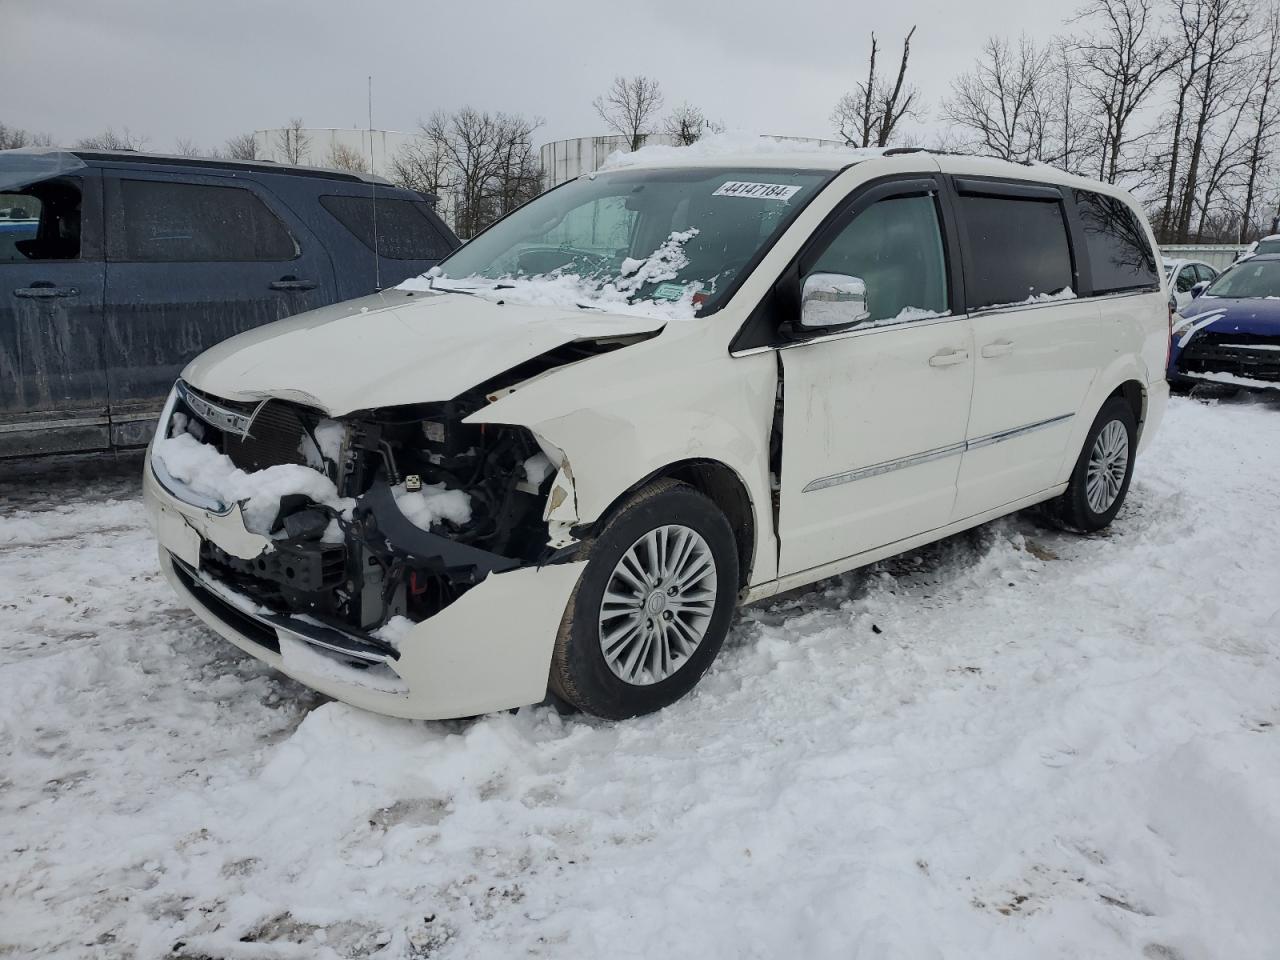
1236, 234, 1280, 263
1163, 258, 1219, 310
144, 144, 1170, 721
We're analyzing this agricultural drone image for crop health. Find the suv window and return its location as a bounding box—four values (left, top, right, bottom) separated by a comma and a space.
806, 194, 948, 324
1074, 190, 1158, 294
0, 179, 81, 262
957, 193, 1073, 309
320, 195, 453, 260
119, 180, 297, 262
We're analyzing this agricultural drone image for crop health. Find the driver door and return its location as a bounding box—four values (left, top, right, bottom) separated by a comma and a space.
777, 178, 975, 576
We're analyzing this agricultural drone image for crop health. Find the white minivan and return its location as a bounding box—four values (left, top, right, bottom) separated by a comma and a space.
145, 144, 1170, 720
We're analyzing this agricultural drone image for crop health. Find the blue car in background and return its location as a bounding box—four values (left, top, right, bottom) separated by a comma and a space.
0, 216, 38, 259
1169, 253, 1280, 392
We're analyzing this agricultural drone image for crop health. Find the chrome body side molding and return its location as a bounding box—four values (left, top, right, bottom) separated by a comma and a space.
802, 413, 1074, 493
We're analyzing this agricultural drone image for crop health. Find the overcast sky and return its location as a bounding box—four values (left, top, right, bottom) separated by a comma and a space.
9, 0, 1071, 152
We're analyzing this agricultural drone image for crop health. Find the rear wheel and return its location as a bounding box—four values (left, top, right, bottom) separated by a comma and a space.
550, 479, 739, 720
1052, 397, 1137, 532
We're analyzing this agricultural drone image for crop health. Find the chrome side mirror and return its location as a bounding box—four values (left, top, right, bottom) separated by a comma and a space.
800, 272, 871, 331
1191, 280, 1210, 298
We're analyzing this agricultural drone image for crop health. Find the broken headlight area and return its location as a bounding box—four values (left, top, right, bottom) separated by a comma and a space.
158, 380, 566, 639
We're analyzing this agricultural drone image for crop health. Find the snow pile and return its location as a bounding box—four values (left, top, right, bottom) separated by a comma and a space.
153, 433, 353, 534
401, 229, 705, 320
7, 396, 1280, 958
391, 481, 472, 530
600, 131, 884, 171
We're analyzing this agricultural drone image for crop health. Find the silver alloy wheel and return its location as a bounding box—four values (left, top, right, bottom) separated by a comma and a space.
1086, 419, 1129, 514
597, 524, 718, 686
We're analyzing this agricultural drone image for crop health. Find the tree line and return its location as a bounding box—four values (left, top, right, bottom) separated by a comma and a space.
4, 0, 1277, 244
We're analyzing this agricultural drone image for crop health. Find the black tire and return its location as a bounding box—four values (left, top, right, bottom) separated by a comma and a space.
549, 478, 739, 720
1051, 396, 1138, 532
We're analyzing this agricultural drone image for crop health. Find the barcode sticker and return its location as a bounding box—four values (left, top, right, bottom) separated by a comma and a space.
713, 181, 802, 201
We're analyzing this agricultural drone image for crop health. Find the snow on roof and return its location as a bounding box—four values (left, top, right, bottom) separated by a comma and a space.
598, 133, 886, 173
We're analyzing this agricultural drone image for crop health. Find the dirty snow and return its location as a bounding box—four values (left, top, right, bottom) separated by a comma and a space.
4, 395, 1280, 959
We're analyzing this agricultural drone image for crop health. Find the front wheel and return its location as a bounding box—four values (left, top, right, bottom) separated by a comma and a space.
1051, 396, 1137, 532
550, 478, 739, 720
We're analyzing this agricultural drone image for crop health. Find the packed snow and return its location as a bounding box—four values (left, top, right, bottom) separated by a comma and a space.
4, 394, 1280, 959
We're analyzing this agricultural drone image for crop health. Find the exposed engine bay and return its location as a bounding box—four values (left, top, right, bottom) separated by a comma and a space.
161, 378, 570, 652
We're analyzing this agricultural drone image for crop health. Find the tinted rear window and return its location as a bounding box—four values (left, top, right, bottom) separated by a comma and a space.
957, 194, 1074, 309
120, 180, 297, 262
1074, 190, 1158, 294
320, 195, 453, 260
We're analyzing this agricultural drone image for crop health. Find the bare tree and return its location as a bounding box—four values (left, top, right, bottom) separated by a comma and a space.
942, 36, 1056, 161
224, 132, 259, 160
1173, 0, 1258, 241
76, 127, 148, 150
832, 27, 920, 147
327, 141, 368, 172
594, 75, 665, 151
0, 124, 53, 149
1071, 0, 1175, 184
276, 118, 311, 165
663, 103, 722, 146
174, 138, 204, 157
418, 108, 543, 238
1239, 4, 1280, 240
389, 135, 452, 199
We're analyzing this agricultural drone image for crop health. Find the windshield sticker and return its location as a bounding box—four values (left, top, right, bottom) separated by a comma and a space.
713, 181, 802, 201
651, 282, 686, 301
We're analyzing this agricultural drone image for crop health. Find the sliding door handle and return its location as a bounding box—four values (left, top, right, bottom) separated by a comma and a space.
928, 348, 969, 367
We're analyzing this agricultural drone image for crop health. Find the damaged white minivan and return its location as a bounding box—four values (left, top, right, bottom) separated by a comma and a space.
145, 144, 1169, 720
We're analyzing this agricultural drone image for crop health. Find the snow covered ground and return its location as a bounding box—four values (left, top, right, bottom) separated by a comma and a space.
3, 394, 1279, 960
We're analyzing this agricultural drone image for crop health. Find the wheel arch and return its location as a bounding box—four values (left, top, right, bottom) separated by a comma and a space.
576, 457, 759, 590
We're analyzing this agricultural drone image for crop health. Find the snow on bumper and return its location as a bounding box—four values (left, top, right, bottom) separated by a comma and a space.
143, 453, 586, 720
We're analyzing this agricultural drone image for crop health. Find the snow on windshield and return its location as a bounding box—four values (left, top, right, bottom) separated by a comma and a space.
401, 228, 704, 319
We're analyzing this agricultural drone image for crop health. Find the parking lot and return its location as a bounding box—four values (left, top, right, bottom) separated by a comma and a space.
3, 393, 1278, 959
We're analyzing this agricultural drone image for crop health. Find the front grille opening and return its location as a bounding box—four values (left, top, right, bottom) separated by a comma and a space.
223, 401, 313, 472
171, 555, 281, 654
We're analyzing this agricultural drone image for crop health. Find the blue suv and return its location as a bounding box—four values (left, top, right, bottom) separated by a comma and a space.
0, 148, 459, 458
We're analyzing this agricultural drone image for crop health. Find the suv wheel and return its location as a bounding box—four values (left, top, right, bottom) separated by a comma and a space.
550, 479, 739, 720
1052, 396, 1137, 532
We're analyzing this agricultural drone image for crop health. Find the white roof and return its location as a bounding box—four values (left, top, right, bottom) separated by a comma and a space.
597, 134, 1140, 202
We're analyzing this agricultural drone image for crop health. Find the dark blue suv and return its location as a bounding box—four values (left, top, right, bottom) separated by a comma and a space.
0, 148, 459, 458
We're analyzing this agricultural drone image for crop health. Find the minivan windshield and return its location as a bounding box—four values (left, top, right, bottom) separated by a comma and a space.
414, 166, 831, 318
1205, 259, 1280, 299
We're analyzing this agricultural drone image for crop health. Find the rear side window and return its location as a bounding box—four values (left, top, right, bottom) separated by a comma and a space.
119, 180, 297, 262
1074, 190, 1159, 294
957, 193, 1073, 309
320, 195, 453, 260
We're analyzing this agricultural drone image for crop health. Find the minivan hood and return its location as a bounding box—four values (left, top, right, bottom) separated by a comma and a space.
181, 290, 666, 415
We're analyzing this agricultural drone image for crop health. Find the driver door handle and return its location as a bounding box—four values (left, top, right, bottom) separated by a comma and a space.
270, 277, 317, 291
14, 284, 79, 299
928, 348, 969, 367
981, 339, 1014, 358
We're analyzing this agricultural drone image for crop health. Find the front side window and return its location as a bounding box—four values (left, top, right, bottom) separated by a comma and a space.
320, 195, 454, 260
958, 193, 1074, 310
424, 166, 831, 317
1175, 266, 1198, 293
1194, 263, 1217, 283
1205, 259, 1280, 299
1074, 189, 1158, 294
0, 179, 81, 262
805, 194, 949, 324
119, 180, 297, 262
